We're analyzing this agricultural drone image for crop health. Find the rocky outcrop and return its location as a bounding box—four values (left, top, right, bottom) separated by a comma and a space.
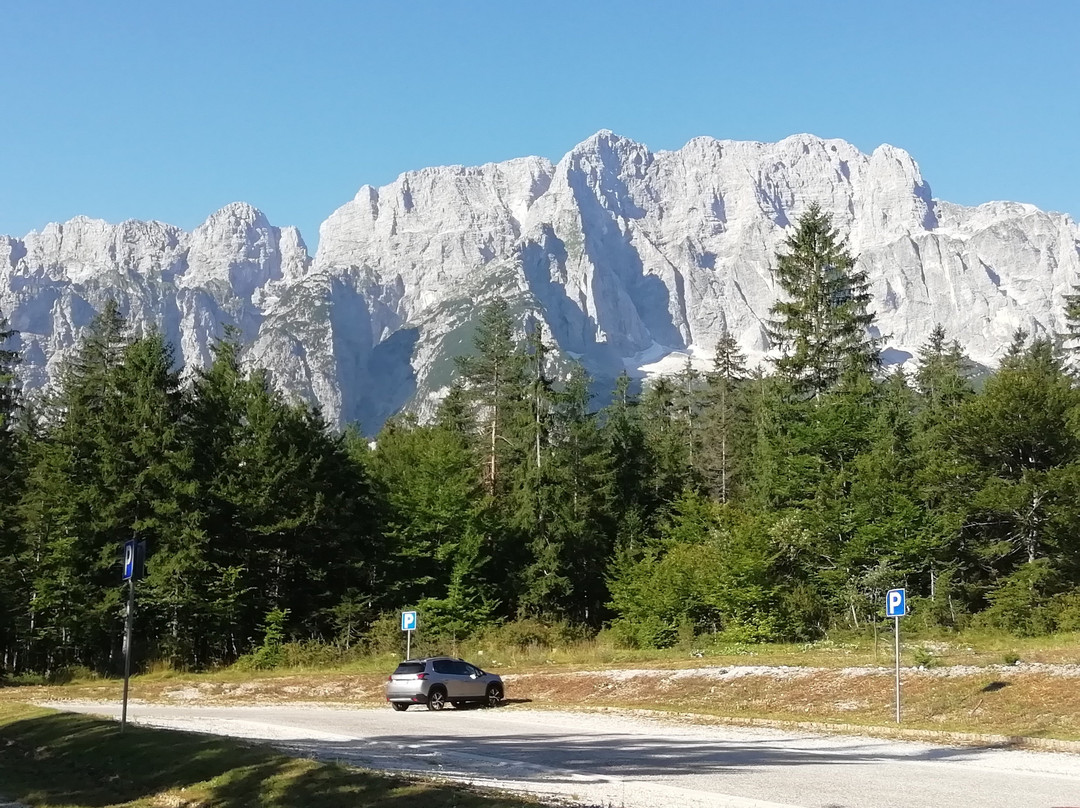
2, 132, 1077, 430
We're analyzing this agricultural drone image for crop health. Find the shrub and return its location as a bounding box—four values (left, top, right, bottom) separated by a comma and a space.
912, 646, 941, 668
978, 562, 1058, 637
364, 612, 408, 656
1047, 589, 1080, 632
234, 608, 291, 671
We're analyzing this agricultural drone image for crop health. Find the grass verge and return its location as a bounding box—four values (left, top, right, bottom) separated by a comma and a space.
0, 702, 538, 808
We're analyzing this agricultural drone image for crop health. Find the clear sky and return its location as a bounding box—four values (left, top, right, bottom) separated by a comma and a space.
2, 0, 1077, 249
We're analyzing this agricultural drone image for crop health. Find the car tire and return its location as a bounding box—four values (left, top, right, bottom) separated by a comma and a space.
485, 683, 503, 708
391, 702, 409, 712
427, 687, 447, 711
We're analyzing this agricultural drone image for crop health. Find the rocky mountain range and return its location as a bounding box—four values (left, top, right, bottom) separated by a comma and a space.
2, 131, 1078, 431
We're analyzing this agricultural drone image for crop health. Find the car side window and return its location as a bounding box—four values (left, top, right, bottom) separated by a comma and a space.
432, 659, 453, 675
445, 660, 469, 676
464, 664, 480, 677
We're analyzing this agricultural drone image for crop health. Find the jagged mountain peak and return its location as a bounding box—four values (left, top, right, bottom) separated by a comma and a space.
198, 201, 272, 231
2, 131, 1077, 432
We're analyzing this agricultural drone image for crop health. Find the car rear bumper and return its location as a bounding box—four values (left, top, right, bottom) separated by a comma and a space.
386, 692, 428, 704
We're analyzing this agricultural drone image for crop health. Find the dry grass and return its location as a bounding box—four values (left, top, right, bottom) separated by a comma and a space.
506, 663, 1080, 740
6, 631, 1080, 742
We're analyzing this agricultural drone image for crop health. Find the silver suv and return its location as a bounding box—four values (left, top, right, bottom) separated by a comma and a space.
385, 656, 504, 711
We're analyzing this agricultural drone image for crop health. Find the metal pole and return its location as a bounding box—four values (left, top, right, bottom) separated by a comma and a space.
121, 577, 134, 733
894, 615, 901, 723
406, 629, 411, 660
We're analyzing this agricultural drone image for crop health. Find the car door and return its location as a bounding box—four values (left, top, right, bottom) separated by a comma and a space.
431, 659, 463, 698
458, 661, 487, 699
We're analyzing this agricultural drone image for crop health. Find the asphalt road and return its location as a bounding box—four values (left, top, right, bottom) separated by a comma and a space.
46, 701, 1080, 808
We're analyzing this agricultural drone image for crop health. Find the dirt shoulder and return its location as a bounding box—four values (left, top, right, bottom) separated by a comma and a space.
8, 661, 1080, 746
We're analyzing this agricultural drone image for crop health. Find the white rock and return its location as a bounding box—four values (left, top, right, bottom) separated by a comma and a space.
2, 132, 1077, 429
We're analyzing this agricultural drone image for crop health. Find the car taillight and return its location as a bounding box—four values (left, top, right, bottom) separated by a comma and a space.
417, 672, 427, 679
387, 676, 392, 682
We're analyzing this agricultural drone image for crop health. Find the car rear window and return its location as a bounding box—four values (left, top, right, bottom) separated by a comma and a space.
393, 662, 425, 675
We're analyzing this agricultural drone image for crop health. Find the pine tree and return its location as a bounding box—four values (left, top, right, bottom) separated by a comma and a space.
601, 372, 653, 517
28, 301, 137, 671
641, 376, 694, 502
0, 315, 24, 671
914, 324, 974, 410
952, 336, 1080, 573
115, 333, 205, 667
700, 329, 749, 503
768, 203, 879, 398
369, 417, 494, 635
672, 358, 703, 474
515, 366, 615, 622
454, 298, 525, 495
524, 322, 556, 470
1064, 287, 1080, 359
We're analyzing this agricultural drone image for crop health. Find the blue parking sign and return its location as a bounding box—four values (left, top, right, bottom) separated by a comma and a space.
401, 610, 417, 631
122, 540, 136, 581
886, 588, 906, 618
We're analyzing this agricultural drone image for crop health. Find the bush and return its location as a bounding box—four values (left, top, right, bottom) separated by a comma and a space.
609, 615, 678, 649
912, 646, 941, 668
1047, 589, 1080, 632
364, 612, 410, 656
234, 608, 291, 671
477, 618, 589, 650
977, 562, 1058, 636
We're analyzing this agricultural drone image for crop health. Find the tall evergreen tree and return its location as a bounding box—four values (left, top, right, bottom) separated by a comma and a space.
368, 418, 493, 636
602, 372, 653, 519
768, 203, 879, 398
0, 316, 23, 671
641, 376, 694, 502
952, 336, 1080, 577
518, 367, 615, 622
700, 329, 749, 503
454, 298, 525, 495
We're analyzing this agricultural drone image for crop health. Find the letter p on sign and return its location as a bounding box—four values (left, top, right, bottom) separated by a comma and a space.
886, 588, 906, 618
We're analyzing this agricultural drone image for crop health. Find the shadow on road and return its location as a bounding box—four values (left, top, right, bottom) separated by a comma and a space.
274, 720, 1017, 786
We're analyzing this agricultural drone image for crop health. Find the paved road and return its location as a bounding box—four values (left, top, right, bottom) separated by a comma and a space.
46, 701, 1080, 808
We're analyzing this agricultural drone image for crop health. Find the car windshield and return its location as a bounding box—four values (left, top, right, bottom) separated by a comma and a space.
393, 662, 425, 675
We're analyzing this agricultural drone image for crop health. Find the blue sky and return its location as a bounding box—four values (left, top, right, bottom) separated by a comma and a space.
2, 1, 1077, 248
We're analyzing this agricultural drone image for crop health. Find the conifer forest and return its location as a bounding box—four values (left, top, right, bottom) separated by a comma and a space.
4, 205, 1080, 675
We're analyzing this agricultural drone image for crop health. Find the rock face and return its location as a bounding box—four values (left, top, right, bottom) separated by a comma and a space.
3, 132, 1078, 430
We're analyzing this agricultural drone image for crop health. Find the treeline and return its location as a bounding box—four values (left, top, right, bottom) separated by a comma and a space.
4, 203, 1080, 675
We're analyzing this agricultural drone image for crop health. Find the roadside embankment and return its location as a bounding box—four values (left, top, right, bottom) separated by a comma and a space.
9, 661, 1080, 743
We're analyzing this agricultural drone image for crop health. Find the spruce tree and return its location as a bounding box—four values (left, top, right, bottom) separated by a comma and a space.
700, 329, 749, 503
930, 336, 1080, 626
0, 316, 23, 671
641, 376, 694, 502
768, 203, 879, 398
454, 298, 525, 495
601, 372, 652, 518
368, 417, 493, 635
517, 366, 615, 623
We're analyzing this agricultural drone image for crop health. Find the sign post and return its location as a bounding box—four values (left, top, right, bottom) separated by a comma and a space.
886, 588, 907, 723
120, 540, 145, 734
401, 610, 417, 659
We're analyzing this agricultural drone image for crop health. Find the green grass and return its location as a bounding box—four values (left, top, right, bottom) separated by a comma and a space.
0, 703, 539, 808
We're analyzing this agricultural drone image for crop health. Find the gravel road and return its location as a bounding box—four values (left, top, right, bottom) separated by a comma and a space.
45, 701, 1080, 808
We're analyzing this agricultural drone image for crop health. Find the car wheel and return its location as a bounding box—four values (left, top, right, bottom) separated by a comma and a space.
391, 702, 409, 712
485, 683, 503, 708
427, 687, 447, 711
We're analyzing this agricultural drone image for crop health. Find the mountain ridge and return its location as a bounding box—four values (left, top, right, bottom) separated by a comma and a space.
2, 131, 1077, 430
